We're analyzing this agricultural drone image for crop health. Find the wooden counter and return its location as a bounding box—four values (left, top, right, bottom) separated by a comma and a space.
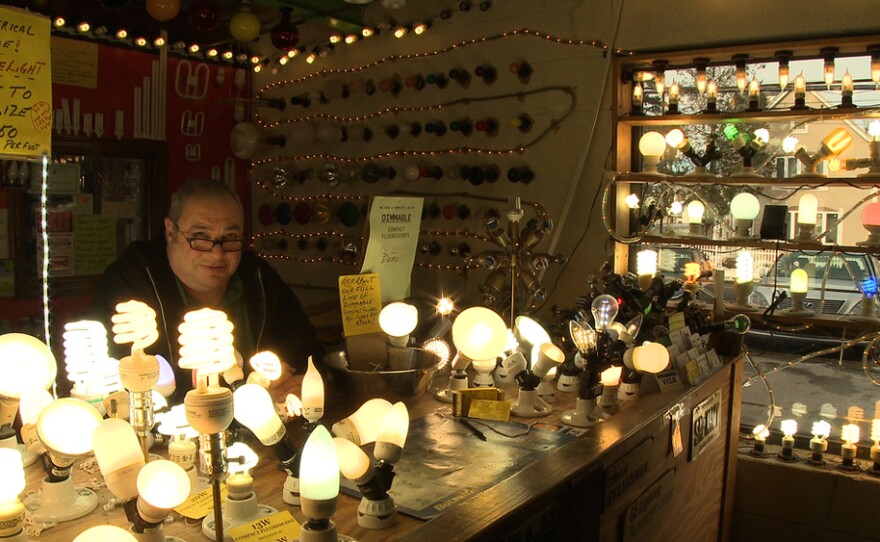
24, 355, 742, 541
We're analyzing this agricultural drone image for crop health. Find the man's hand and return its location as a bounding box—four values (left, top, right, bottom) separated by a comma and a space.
267, 363, 296, 403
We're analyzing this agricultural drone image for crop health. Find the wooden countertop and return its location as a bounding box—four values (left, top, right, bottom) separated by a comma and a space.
24, 358, 741, 541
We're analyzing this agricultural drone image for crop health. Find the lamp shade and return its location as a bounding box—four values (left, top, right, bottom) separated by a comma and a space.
638, 131, 666, 157
36, 398, 103, 457
790, 268, 809, 294
452, 307, 508, 362
730, 192, 760, 220
233, 384, 285, 445
862, 202, 880, 227
300, 425, 339, 502
0, 333, 57, 398
73, 526, 138, 542
632, 342, 669, 373
686, 200, 705, 224
797, 194, 819, 225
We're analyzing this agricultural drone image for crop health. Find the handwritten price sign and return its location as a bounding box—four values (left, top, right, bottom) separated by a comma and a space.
0, 6, 51, 159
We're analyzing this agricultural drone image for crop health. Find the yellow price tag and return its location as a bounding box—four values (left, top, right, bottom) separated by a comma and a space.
174, 484, 227, 519
467, 399, 510, 422
338, 273, 383, 336
667, 312, 686, 332
229, 510, 301, 542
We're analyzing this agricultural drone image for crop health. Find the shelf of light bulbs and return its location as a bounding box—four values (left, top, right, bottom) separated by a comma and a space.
614, 172, 880, 187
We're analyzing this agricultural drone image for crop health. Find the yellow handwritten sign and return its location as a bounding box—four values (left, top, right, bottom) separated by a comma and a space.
338, 272, 383, 337
74, 215, 118, 276
0, 6, 52, 159
229, 510, 300, 542
174, 484, 228, 519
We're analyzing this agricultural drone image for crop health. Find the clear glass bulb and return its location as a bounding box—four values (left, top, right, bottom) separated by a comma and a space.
0, 333, 57, 399
591, 295, 619, 332
778, 62, 789, 90
452, 307, 508, 362
233, 384, 285, 445
300, 425, 339, 502
137, 459, 191, 510
794, 72, 806, 94
36, 398, 103, 457
333, 437, 371, 481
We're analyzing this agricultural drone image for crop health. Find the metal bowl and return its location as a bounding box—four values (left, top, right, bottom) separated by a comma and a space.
323, 347, 438, 405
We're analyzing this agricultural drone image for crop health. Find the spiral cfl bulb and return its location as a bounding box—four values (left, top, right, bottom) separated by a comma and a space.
249, 351, 283, 382
111, 300, 159, 353
63, 320, 114, 394
812, 420, 831, 440
227, 441, 259, 476
178, 308, 236, 381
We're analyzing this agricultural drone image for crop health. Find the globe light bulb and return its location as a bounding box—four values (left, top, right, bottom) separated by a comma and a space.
178, 308, 236, 387
300, 424, 339, 505
735, 250, 754, 284
624, 193, 640, 209
332, 398, 393, 446
632, 342, 669, 373
782, 136, 799, 154
36, 398, 103, 458
0, 333, 57, 400
92, 418, 145, 501
233, 384, 286, 445
670, 200, 683, 215
63, 320, 119, 397
638, 131, 666, 174
665, 128, 685, 149
136, 459, 191, 523
301, 357, 324, 424
730, 192, 760, 221
797, 193, 819, 226
790, 268, 809, 294
452, 306, 508, 363
378, 302, 419, 347
73, 525, 138, 542
374, 401, 409, 464
0, 447, 25, 535
591, 295, 619, 332
686, 200, 705, 225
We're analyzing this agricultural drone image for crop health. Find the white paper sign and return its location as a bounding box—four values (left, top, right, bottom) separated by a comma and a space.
360, 196, 423, 302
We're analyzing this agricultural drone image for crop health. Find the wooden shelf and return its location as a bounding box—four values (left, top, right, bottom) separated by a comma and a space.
617, 107, 880, 127
635, 234, 875, 254
615, 172, 880, 187
716, 306, 880, 332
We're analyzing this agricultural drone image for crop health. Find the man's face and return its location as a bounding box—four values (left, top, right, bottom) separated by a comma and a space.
165, 194, 243, 304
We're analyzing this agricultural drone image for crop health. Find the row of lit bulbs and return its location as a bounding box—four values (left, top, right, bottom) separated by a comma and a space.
752, 417, 880, 470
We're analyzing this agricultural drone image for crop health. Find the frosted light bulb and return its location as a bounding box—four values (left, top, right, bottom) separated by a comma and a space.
872, 419, 880, 444
753, 128, 770, 145
19, 388, 53, 426
422, 337, 451, 369
568, 320, 596, 354
753, 424, 769, 441
111, 300, 159, 353
0, 333, 57, 399
301, 357, 324, 423
624, 193, 640, 209
684, 262, 702, 284
790, 268, 809, 294
375, 401, 409, 463
136, 459, 191, 520
670, 200, 683, 215
797, 193, 819, 225
638, 131, 666, 173
333, 437, 371, 481
812, 420, 831, 440
665, 128, 684, 149
379, 302, 419, 347
249, 351, 282, 383
233, 384, 286, 445
92, 418, 145, 501
332, 398, 392, 445
600, 366, 623, 386
869, 121, 880, 140
632, 342, 669, 373
63, 320, 117, 396
0, 447, 25, 524
735, 251, 754, 284
299, 425, 339, 503
686, 200, 704, 224
778, 61, 790, 90
36, 398, 103, 457
824, 56, 835, 88
513, 315, 552, 366
452, 307, 508, 363
782, 136, 799, 154
591, 295, 619, 332
73, 525, 139, 542
842, 70, 853, 94
226, 441, 259, 476
636, 249, 658, 276
178, 308, 236, 383
668, 81, 679, 104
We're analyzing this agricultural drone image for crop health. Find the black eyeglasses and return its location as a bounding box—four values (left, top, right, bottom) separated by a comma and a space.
174, 224, 244, 252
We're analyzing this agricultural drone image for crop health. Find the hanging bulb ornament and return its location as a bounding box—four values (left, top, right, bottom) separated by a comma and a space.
230, 2, 261, 42
188, 0, 221, 32
145, 0, 181, 22
270, 7, 300, 51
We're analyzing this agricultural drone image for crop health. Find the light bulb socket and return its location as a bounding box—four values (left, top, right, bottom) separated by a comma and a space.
43, 451, 75, 482
302, 497, 337, 523
199, 432, 228, 478
751, 440, 766, 456
129, 390, 154, 433
356, 470, 390, 501
795, 222, 819, 242
272, 435, 299, 476
808, 437, 828, 465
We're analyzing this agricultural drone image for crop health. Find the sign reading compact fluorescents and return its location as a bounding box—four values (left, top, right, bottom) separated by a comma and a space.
360, 196, 424, 302
0, 6, 52, 159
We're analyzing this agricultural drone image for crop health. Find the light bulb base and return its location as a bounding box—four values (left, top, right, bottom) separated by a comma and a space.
792, 95, 808, 110
839, 444, 858, 471
840, 95, 854, 108
556, 372, 580, 392
510, 389, 552, 418
732, 219, 756, 239
560, 397, 602, 428
597, 385, 620, 415
732, 281, 756, 311
357, 496, 398, 530
808, 438, 828, 466
750, 440, 766, 457
618, 380, 641, 401
374, 442, 402, 464
637, 274, 653, 291
435, 372, 469, 404
0, 501, 25, 539
858, 225, 880, 247
282, 474, 301, 506
705, 100, 717, 113
685, 223, 705, 237
795, 222, 820, 242
298, 517, 358, 542
471, 370, 496, 388
776, 436, 799, 462
202, 492, 277, 540
784, 292, 814, 316
22, 476, 98, 523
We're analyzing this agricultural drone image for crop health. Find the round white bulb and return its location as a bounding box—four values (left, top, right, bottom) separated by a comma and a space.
753, 128, 770, 144
0, 333, 57, 398
137, 459, 191, 510
378, 302, 419, 339
638, 131, 666, 157
233, 384, 285, 445
73, 525, 138, 542
452, 307, 508, 362
782, 136, 799, 154
299, 425, 339, 502
665, 129, 685, 148
730, 192, 760, 220
333, 437, 371, 481
226, 442, 259, 475
686, 200, 705, 224
780, 419, 797, 437
632, 342, 669, 373
670, 200, 683, 215
868, 120, 880, 138
0, 448, 25, 503
36, 398, 103, 457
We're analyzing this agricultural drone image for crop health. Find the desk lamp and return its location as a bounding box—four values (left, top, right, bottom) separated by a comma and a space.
155, 404, 202, 493
135, 460, 192, 542
511, 343, 565, 417
0, 333, 57, 467
246, 351, 283, 388
178, 308, 237, 542
0, 448, 30, 542
203, 442, 276, 539
334, 438, 397, 529
62, 320, 122, 411
73, 526, 138, 542
559, 320, 596, 392
298, 425, 357, 542
808, 420, 831, 465
233, 383, 301, 506
112, 300, 162, 459
378, 302, 419, 347
436, 306, 507, 403
332, 399, 393, 446
25, 398, 103, 522
793, 127, 853, 177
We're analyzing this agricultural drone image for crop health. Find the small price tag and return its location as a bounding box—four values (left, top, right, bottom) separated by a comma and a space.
229, 510, 300, 542
468, 399, 510, 422
174, 484, 227, 519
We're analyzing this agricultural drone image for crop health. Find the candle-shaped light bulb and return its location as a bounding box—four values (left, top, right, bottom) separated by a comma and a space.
736, 65, 747, 93
334, 437, 372, 481
233, 384, 286, 445
632, 83, 643, 110
591, 295, 619, 332
654, 70, 665, 96
379, 302, 419, 347
778, 60, 790, 90
797, 193, 819, 226
301, 357, 324, 423
696, 66, 707, 94
706, 80, 717, 103
374, 401, 409, 464
824, 55, 835, 88
332, 398, 393, 446
686, 200, 705, 224
569, 320, 596, 354
735, 250, 754, 284
842, 70, 853, 96
794, 72, 806, 104
872, 52, 880, 88
668, 81, 679, 106
748, 78, 760, 100
299, 424, 339, 514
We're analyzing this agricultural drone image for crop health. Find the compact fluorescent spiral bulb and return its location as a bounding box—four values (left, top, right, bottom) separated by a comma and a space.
112, 300, 159, 355
62, 320, 120, 400
178, 308, 237, 389
247, 351, 283, 388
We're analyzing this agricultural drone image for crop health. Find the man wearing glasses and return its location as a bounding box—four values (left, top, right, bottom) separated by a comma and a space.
91, 179, 324, 402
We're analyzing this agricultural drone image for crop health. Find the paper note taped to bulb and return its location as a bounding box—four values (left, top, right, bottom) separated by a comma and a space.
174, 483, 228, 519
229, 510, 300, 541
